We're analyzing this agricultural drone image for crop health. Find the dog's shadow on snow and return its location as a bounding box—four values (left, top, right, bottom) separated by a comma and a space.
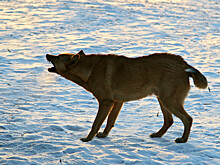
87, 134, 199, 158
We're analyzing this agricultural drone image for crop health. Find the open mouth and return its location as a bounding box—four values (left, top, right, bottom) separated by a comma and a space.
46, 54, 57, 73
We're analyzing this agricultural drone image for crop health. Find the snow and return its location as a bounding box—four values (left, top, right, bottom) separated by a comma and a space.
0, 0, 219, 164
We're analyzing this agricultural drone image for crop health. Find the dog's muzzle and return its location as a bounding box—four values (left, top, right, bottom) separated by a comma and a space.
46, 54, 57, 73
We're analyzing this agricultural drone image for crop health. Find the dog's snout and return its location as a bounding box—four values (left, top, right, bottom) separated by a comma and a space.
46, 54, 52, 61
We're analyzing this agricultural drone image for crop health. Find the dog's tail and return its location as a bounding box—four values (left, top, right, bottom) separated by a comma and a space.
185, 67, 207, 89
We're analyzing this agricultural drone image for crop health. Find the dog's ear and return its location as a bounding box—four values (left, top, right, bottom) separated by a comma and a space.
65, 54, 80, 68
69, 54, 80, 65
65, 51, 85, 68
77, 50, 86, 56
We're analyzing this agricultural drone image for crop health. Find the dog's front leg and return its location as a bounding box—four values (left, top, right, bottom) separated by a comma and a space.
97, 102, 123, 138
80, 100, 114, 142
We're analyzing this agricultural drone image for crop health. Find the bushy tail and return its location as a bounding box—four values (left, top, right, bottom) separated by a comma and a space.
185, 67, 207, 89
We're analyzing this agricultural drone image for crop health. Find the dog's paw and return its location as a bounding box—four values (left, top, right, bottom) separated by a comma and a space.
175, 137, 187, 143
96, 132, 108, 138
149, 133, 162, 138
80, 137, 91, 142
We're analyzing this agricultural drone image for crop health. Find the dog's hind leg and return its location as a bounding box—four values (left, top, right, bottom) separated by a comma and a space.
150, 98, 173, 138
159, 96, 193, 143
80, 100, 114, 142
97, 102, 123, 138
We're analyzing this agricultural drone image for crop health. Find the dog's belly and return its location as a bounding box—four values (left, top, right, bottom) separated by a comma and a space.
112, 87, 156, 102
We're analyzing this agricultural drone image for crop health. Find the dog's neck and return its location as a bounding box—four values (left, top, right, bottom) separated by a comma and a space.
61, 55, 101, 92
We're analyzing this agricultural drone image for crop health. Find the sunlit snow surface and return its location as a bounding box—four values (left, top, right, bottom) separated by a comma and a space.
0, 0, 219, 164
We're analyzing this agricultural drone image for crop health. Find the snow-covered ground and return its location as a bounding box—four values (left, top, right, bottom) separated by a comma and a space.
0, 0, 219, 164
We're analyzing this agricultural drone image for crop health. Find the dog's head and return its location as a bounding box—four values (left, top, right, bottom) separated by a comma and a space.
46, 50, 85, 74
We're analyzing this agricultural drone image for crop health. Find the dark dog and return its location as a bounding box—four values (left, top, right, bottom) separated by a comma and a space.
46, 50, 207, 143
